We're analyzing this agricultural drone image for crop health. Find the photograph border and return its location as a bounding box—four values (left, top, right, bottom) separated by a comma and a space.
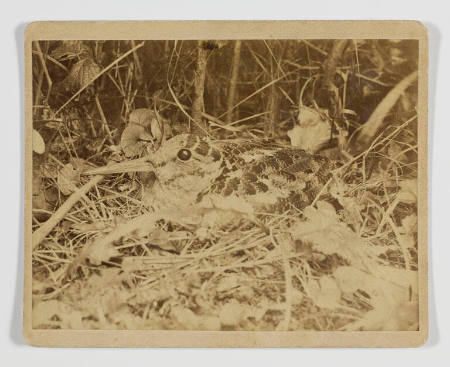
24, 20, 428, 347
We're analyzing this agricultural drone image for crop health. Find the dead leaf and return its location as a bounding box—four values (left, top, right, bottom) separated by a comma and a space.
219, 300, 246, 327
198, 316, 221, 331
64, 58, 101, 91
237, 285, 255, 300
217, 275, 240, 292
397, 179, 417, 204
291, 201, 368, 264
288, 105, 330, 152
171, 306, 200, 330
85, 241, 120, 266
32, 129, 45, 154
57, 163, 81, 195
120, 124, 154, 157
120, 108, 166, 157
129, 108, 164, 142
334, 266, 371, 294
308, 276, 341, 309
304, 201, 337, 223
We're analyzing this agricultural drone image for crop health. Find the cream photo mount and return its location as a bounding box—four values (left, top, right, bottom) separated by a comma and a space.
24, 20, 428, 347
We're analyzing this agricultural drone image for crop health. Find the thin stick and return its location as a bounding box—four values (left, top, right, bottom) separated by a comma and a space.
302, 40, 328, 56
226, 40, 242, 124
217, 69, 298, 120
32, 175, 104, 249
160, 98, 226, 127
191, 41, 209, 134
94, 94, 114, 145
34, 41, 53, 101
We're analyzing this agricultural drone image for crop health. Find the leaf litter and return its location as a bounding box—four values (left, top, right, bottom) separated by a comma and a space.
31, 39, 420, 331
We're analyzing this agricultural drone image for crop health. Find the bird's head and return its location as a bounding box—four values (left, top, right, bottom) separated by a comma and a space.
84, 134, 224, 209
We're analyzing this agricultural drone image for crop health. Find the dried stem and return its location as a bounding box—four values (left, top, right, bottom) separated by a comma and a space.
226, 40, 242, 124
191, 41, 209, 135
32, 175, 104, 249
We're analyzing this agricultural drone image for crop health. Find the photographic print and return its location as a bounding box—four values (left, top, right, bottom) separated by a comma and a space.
24, 21, 428, 347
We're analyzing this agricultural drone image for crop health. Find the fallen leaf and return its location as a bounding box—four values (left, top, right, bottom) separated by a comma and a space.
32, 129, 45, 154
120, 108, 167, 158
219, 300, 246, 327
120, 124, 154, 157
397, 179, 417, 204
171, 306, 200, 330
85, 241, 120, 266
288, 105, 330, 152
291, 201, 368, 265
129, 108, 164, 143
57, 163, 81, 195
65, 58, 101, 91
308, 276, 341, 309
198, 316, 221, 331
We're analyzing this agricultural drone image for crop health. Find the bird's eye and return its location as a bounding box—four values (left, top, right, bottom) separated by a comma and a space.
177, 148, 192, 161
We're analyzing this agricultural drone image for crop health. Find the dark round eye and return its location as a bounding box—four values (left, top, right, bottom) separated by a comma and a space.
177, 148, 192, 161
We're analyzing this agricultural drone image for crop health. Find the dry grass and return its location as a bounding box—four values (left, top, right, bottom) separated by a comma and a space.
31, 39, 419, 331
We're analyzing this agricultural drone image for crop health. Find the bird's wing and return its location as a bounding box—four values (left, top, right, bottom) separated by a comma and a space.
209, 141, 336, 212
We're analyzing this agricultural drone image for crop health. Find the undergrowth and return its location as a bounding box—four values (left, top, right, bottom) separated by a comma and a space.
31, 39, 419, 331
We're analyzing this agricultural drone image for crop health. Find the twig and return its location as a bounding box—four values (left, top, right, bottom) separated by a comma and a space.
302, 40, 328, 56
94, 94, 114, 145
311, 176, 333, 207
160, 98, 226, 130
226, 40, 242, 124
217, 70, 295, 120
191, 41, 209, 135
34, 41, 53, 102
226, 111, 270, 126
354, 72, 393, 87
375, 197, 400, 236
32, 175, 104, 249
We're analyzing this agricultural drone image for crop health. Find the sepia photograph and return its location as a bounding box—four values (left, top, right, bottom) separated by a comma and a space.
24, 21, 428, 347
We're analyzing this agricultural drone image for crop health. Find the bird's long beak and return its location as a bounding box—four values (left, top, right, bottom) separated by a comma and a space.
83, 156, 154, 176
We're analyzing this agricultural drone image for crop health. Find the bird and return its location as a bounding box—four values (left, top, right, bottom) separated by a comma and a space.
84, 133, 337, 224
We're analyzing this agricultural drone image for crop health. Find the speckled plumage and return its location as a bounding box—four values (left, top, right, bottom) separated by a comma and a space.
133, 134, 337, 214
